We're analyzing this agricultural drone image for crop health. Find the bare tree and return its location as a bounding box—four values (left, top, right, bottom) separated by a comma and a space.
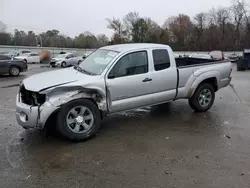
216, 7, 230, 39
123, 12, 140, 40
194, 13, 208, 50
106, 17, 127, 43
231, 0, 245, 48
0, 21, 7, 33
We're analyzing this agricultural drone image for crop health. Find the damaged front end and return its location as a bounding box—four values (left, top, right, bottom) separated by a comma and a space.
16, 83, 108, 130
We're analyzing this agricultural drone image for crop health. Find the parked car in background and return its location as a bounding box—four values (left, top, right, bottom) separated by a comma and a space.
16, 43, 232, 141
4, 50, 32, 58
189, 53, 212, 59
50, 53, 83, 67
208, 50, 224, 60
228, 53, 240, 63
15, 52, 40, 64
0, 55, 27, 76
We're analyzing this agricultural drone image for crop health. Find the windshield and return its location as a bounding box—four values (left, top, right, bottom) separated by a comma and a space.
79, 49, 118, 75
56, 54, 68, 58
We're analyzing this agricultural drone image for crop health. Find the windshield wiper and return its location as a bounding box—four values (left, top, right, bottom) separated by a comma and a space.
74, 65, 96, 75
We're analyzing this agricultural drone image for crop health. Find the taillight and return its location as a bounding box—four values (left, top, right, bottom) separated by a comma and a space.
229, 63, 232, 76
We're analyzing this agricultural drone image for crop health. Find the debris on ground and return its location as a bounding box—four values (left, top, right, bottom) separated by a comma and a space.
165, 171, 172, 175
195, 155, 199, 159
224, 135, 231, 139
241, 173, 244, 176
20, 138, 24, 141
165, 137, 170, 140
25, 175, 31, 179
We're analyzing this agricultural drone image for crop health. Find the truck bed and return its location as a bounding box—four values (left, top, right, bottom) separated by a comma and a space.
175, 57, 225, 68
174, 57, 232, 100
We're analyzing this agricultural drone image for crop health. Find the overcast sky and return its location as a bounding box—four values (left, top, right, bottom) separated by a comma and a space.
0, 0, 232, 37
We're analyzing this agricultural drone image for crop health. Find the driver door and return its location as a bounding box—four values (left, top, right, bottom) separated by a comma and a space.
105, 50, 153, 113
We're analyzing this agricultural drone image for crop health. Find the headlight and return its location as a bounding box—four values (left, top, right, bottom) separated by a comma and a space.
19, 81, 24, 91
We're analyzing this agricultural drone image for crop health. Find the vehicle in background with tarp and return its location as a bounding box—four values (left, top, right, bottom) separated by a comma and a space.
237, 49, 250, 71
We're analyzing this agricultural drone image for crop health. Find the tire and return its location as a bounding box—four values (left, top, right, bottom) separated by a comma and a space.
61, 61, 67, 68
237, 63, 240, 71
188, 83, 215, 112
9, 66, 20, 76
78, 60, 82, 65
57, 99, 101, 141
24, 59, 27, 64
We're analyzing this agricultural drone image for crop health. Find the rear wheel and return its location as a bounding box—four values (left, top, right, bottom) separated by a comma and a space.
9, 66, 20, 76
188, 83, 215, 112
78, 60, 82, 65
57, 99, 101, 141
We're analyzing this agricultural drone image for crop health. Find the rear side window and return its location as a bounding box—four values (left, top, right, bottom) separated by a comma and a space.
67, 54, 74, 58
152, 49, 170, 71
0, 55, 11, 60
30, 53, 39, 56
22, 50, 31, 54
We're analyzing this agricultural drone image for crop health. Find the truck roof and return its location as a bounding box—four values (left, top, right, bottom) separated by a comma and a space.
100, 43, 170, 53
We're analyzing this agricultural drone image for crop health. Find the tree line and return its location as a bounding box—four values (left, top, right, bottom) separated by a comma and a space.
0, 0, 249, 51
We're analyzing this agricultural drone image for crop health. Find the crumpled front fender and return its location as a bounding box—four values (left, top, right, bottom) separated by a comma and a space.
43, 86, 108, 112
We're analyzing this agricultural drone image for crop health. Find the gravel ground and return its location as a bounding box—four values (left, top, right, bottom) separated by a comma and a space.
0, 64, 250, 188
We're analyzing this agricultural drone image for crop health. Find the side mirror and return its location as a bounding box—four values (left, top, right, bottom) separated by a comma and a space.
108, 70, 115, 79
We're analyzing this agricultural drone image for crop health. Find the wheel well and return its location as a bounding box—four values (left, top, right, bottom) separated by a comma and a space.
10, 65, 20, 71
45, 98, 105, 127
44, 109, 59, 129
86, 98, 105, 120
199, 77, 218, 92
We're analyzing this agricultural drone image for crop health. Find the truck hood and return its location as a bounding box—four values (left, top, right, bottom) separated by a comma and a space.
23, 67, 98, 92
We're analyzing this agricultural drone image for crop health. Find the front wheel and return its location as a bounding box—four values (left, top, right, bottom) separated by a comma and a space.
188, 83, 215, 112
57, 99, 101, 141
77, 60, 82, 65
61, 61, 67, 67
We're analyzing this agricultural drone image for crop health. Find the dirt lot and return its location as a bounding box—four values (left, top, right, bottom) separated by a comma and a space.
0, 64, 250, 188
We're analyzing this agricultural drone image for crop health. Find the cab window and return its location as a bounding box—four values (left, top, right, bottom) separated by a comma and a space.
109, 51, 148, 78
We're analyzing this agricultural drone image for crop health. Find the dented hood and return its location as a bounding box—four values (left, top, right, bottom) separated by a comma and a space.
23, 67, 98, 92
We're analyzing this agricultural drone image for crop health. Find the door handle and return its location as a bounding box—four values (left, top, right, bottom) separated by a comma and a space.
142, 78, 152, 82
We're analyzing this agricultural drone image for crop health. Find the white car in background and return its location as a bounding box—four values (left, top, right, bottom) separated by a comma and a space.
4, 50, 32, 58
15, 52, 40, 63
189, 53, 212, 59
50, 53, 83, 67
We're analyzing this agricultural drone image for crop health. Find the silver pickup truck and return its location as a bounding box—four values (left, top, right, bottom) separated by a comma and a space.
16, 44, 232, 141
